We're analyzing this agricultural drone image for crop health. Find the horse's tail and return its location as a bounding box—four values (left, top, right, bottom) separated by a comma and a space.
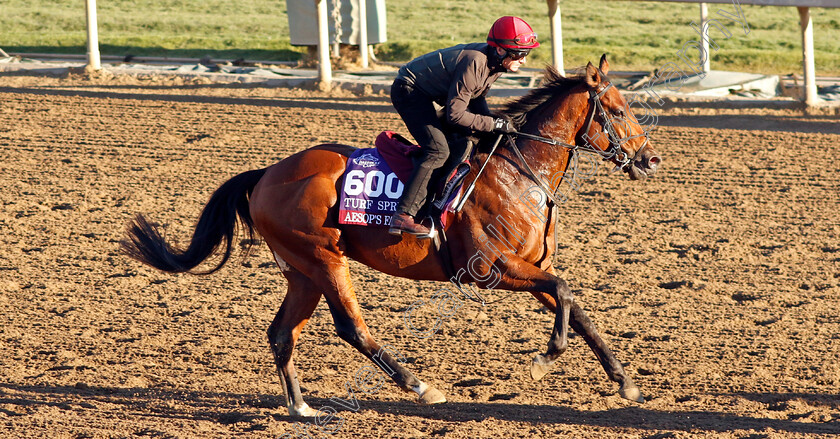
121, 168, 268, 274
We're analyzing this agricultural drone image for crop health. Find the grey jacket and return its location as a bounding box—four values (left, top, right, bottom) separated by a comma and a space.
396, 43, 505, 133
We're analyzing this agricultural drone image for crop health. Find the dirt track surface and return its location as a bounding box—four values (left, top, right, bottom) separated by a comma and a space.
1, 73, 839, 438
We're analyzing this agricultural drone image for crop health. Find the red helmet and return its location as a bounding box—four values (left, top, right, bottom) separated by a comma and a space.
487, 16, 540, 50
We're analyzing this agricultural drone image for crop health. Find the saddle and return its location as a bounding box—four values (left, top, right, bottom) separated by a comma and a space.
337, 131, 471, 228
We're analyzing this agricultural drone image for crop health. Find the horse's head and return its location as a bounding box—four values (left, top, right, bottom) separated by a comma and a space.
576, 55, 661, 180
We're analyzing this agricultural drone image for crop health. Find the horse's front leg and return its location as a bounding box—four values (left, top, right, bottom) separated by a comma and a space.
477, 261, 573, 381
530, 277, 572, 381
530, 290, 644, 403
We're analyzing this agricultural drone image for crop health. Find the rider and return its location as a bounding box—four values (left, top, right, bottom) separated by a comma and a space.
388, 16, 540, 237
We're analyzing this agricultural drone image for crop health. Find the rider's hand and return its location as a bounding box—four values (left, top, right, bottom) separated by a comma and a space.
493, 117, 516, 134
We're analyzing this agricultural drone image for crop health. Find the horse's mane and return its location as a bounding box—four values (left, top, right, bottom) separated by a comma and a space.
469, 66, 588, 153
499, 65, 588, 128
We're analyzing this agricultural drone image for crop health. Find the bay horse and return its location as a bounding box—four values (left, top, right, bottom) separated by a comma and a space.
122, 55, 661, 416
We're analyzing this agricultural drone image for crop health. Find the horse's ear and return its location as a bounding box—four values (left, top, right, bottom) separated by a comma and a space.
599, 54, 610, 75
584, 62, 601, 88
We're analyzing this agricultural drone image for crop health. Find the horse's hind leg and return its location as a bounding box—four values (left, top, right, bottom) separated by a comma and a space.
529, 290, 644, 403
320, 261, 446, 405
267, 265, 323, 417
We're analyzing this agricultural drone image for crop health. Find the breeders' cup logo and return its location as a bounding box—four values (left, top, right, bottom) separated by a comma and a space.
353, 153, 380, 168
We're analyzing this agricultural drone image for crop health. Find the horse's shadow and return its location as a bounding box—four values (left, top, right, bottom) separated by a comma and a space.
346, 395, 840, 435
0, 85, 394, 113
2, 383, 838, 435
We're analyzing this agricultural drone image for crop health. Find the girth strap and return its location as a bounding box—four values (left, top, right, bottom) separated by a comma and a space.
431, 218, 488, 305
431, 219, 456, 286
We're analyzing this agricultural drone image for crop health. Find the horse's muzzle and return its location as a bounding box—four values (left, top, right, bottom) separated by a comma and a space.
627, 145, 661, 181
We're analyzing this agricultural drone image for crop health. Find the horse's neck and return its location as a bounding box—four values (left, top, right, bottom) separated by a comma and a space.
515, 91, 587, 180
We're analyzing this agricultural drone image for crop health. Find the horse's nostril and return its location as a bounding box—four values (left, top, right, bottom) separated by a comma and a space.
648, 156, 661, 167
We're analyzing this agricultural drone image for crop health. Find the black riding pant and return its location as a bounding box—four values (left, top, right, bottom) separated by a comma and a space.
390, 80, 468, 217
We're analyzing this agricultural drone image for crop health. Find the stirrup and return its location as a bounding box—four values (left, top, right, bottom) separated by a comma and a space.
416, 217, 438, 240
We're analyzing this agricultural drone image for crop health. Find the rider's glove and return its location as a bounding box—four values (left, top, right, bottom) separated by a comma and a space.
493, 117, 516, 134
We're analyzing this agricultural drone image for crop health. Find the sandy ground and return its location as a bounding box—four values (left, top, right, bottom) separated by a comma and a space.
1, 72, 839, 438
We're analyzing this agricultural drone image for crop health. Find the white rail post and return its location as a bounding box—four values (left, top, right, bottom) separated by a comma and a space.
316, 0, 332, 86
85, 0, 101, 70
798, 6, 819, 106
547, 0, 564, 75
359, 0, 369, 68
700, 3, 710, 74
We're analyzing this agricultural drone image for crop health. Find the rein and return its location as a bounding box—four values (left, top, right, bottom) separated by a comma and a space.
505, 134, 563, 208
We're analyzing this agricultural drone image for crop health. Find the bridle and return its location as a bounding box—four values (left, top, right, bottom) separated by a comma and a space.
582, 81, 649, 172
512, 78, 649, 175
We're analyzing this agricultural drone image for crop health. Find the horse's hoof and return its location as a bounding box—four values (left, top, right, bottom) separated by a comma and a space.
618, 379, 645, 403
530, 354, 553, 381
419, 387, 447, 404
289, 402, 319, 417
